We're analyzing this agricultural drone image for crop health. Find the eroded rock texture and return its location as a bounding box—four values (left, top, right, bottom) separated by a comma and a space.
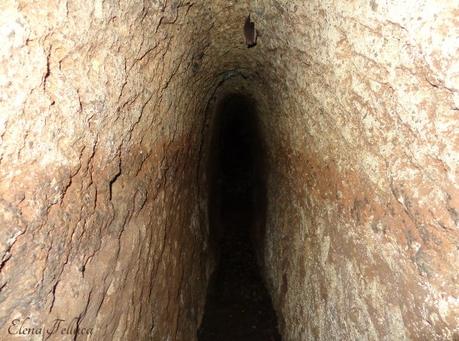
254, 1, 459, 340
0, 0, 458, 340
0, 1, 217, 339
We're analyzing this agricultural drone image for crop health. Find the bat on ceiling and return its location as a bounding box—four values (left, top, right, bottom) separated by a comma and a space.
244, 15, 257, 48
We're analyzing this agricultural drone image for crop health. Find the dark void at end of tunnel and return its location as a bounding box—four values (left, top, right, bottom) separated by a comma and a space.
198, 95, 281, 341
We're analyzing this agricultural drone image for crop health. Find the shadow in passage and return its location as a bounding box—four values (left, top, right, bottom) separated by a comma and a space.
198, 95, 281, 341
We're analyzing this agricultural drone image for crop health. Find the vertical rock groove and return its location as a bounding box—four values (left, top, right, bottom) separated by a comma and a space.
0, 1, 458, 340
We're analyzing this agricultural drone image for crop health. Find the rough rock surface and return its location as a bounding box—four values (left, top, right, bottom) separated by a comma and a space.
254, 1, 459, 340
0, 0, 458, 340
0, 1, 217, 340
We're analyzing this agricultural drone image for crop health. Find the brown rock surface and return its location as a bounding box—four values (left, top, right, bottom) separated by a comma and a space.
0, 0, 458, 340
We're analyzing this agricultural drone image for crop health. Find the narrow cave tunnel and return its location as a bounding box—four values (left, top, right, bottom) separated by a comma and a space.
0, 1, 458, 341
198, 95, 280, 340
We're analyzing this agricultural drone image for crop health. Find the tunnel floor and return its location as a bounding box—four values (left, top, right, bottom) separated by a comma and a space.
197, 195, 281, 341
198, 95, 281, 340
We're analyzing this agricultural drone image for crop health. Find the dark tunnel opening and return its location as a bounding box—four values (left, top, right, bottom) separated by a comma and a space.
198, 94, 281, 340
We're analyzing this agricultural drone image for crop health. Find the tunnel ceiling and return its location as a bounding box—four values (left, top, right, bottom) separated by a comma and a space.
0, 0, 458, 340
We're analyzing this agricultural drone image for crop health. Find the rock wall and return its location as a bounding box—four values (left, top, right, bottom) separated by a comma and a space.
253, 1, 459, 340
0, 0, 458, 340
0, 1, 218, 340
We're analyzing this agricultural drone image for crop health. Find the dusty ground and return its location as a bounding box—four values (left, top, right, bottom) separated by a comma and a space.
198, 196, 281, 341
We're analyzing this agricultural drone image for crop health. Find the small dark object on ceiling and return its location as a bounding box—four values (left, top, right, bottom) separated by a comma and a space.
244, 14, 257, 48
